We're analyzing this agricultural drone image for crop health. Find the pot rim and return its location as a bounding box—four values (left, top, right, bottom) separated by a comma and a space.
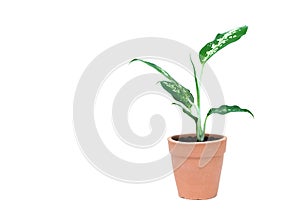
168, 133, 226, 145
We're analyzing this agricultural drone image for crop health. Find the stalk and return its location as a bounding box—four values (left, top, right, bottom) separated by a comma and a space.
196, 109, 202, 141
190, 58, 207, 141
201, 114, 209, 141
190, 56, 202, 141
197, 64, 205, 141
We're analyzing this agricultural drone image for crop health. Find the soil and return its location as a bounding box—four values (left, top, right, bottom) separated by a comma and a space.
172, 135, 222, 142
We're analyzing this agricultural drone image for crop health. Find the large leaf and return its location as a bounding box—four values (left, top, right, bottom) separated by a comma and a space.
199, 26, 248, 64
130, 59, 176, 82
172, 103, 197, 122
130, 58, 194, 109
160, 81, 194, 109
206, 105, 254, 118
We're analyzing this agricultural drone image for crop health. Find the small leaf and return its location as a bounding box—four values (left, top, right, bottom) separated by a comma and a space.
207, 105, 254, 118
130, 59, 175, 82
199, 26, 248, 64
172, 103, 198, 122
160, 81, 194, 109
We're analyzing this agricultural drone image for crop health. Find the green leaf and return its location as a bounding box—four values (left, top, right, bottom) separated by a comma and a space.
199, 25, 248, 64
207, 105, 254, 118
172, 103, 198, 122
160, 81, 194, 109
130, 58, 194, 109
130, 59, 176, 82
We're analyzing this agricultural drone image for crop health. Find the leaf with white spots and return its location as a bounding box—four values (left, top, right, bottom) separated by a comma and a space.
159, 81, 194, 109
199, 26, 248, 64
206, 105, 254, 118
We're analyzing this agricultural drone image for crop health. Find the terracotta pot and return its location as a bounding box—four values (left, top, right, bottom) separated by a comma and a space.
168, 134, 227, 200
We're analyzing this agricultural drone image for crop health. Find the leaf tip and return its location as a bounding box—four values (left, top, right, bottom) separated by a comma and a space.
245, 108, 254, 118
236, 25, 248, 36
129, 58, 139, 64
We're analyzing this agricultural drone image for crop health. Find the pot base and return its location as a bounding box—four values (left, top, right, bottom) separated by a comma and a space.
179, 194, 217, 200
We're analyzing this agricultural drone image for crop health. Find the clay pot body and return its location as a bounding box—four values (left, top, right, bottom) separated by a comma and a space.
168, 134, 227, 200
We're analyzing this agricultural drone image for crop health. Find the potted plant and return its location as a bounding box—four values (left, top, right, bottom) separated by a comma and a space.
130, 26, 253, 200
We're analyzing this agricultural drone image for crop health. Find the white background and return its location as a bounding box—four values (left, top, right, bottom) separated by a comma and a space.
1, 0, 299, 217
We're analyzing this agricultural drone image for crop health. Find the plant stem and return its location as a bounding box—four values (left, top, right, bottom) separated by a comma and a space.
196, 108, 202, 141
190, 56, 202, 141
191, 58, 206, 141
190, 56, 200, 108
201, 114, 209, 141
200, 64, 205, 82
196, 64, 205, 141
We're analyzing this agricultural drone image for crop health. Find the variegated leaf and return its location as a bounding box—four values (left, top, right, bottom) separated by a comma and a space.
160, 81, 194, 109
199, 26, 248, 64
207, 105, 254, 118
